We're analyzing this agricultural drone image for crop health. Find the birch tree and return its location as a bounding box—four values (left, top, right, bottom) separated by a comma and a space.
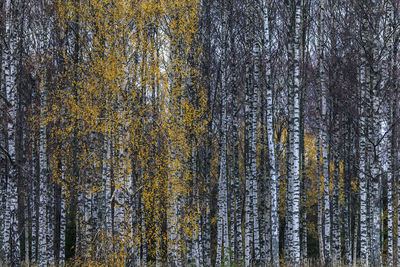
320, 0, 331, 263
291, 1, 302, 265
359, 3, 369, 263
216, 2, 229, 264
1, 0, 400, 266
263, 0, 279, 265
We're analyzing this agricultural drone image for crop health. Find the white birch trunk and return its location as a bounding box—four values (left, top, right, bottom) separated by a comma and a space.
38, 75, 48, 267
216, 72, 229, 263
319, 0, 330, 262
1, 10, 12, 262
251, 40, 261, 265
291, 1, 302, 265
244, 78, 253, 267
47, 181, 54, 265
0, 1, 5, 259
359, 40, 369, 266
263, 2, 278, 265
332, 157, 340, 264
202, 143, 211, 267
322, 60, 331, 265
60, 171, 66, 265
2, 5, 20, 262
382, 2, 396, 266
231, 50, 242, 263
286, 4, 295, 257
344, 140, 351, 265
229, 14, 242, 262
286, 36, 294, 260
216, 5, 229, 264
7, 163, 18, 265
370, 2, 381, 262
387, 3, 396, 266
386, 123, 393, 267
244, 6, 253, 264
316, 134, 325, 263
167, 149, 179, 266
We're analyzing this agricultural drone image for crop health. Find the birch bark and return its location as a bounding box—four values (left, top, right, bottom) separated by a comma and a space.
244, 2, 254, 265
216, 4, 229, 264
291, 1, 302, 265
263, 1, 278, 265
359, 18, 369, 264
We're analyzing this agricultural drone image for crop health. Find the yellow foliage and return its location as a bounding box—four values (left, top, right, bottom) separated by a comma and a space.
45, 0, 205, 264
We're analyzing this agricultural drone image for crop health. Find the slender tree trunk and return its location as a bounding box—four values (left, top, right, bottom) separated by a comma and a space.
344, 124, 352, 265
244, 2, 254, 264
38, 68, 48, 267
252, 33, 261, 267
0, 0, 5, 259
317, 0, 325, 264
2, 1, 19, 262
319, 0, 330, 262
285, 2, 294, 256
228, 6, 242, 260
353, 204, 359, 267
60, 166, 66, 265
387, 3, 395, 266
291, 1, 302, 265
317, 134, 325, 263
332, 154, 341, 264
359, 19, 369, 263
391, 4, 399, 266
370, 2, 381, 262
216, 4, 229, 264
300, 1, 308, 261
263, 1, 278, 265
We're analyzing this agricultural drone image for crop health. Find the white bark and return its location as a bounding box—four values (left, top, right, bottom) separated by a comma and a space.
47, 179, 55, 265
2, 3, 19, 262
316, 134, 325, 263
167, 150, 179, 266
386, 122, 393, 267
102, 130, 111, 232
251, 39, 261, 265
286, 37, 294, 260
263, 1, 278, 265
216, 5, 229, 264
37, 3, 50, 264
370, 1, 381, 263
216, 94, 229, 264
344, 141, 351, 265
387, 3, 396, 266
244, 5, 253, 264
359, 41, 369, 266
244, 70, 253, 267
285, 2, 295, 257
319, 0, 330, 262
291, 1, 302, 265
0, 4, 5, 261
332, 157, 341, 264
322, 57, 330, 265
230, 25, 242, 261
60, 175, 66, 265
38, 75, 48, 267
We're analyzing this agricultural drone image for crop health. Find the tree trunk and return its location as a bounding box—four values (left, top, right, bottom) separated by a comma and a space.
359, 15, 369, 262
291, 1, 302, 265
263, 1, 279, 265
216, 4, 229, 264
244, 2, 254, 265
251, 33, 261, 267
